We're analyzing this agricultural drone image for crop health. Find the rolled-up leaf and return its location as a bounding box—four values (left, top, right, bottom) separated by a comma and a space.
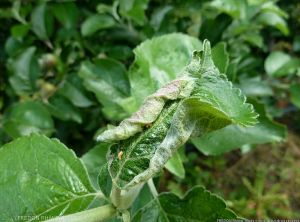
98, 40, 258, 189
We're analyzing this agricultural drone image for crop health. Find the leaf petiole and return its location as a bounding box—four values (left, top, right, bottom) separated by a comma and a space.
45, 204, 117, 222
147, 179, 158, 197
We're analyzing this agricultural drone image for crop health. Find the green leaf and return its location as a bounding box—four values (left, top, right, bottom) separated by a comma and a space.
98, 40, 258, 189
79, 58, 131, 120
46, 94, 82, 123
260, 1, 288, 19
129, 33, 202, 107
290, 83, 300, 108
11, 24, 29, 38
81, 14, 115, 37
238, 76, 273, 97
5, 37, 25, 57
210, 0, 247, 19
130, 184, 154, 216
58, 76, 93, 108
150, 5, 173, 31
192, 101, 286, 155
256, 11, 289, 35
165, 150, 185, 179
98, 163, 112, 198
211, 42, 229, 74
52, 2, 79, 29
132, 186, 238, 221
0, 134, 96, 221
293, 36, 300, 52
8, 47, 40, 95
119, 0, 149, 25
81, 143, 110, 188
265, 51, 299, 77
31, 3, 53, 40
3, 101, 54, 139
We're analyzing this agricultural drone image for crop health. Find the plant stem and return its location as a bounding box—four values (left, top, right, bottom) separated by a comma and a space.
147, 179, 158, 197
110, 185, 122, 208
110, 183, 144, 210
45, 205, 117, 222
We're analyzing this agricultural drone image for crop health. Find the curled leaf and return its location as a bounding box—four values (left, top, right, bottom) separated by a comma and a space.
98, 39, 258, 189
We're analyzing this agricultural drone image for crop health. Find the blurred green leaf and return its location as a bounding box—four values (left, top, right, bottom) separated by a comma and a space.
165, 150, 185, 179
293, 36, 300, 52
46, 95, 82, 123
256, 12, 289, 35
192, 101, 286, 155
238, 76, 273, 97
4, 37, 24, 57
31, 3, 53, 40
8, 47, 40, 95
119, 0, 149, 25
58, 76, 93, 108
260, 1, 288, 19
79, 58, 131, 120
3, 101, 54, 139
265, 51, 299, 77
210, 0, 247, 19
290, 83, 300, 108
10, 24, 29, 38
81, 14, 115, 37
150, 5, 173, 31
52, 2, 79, 29
0, 134, 96, 221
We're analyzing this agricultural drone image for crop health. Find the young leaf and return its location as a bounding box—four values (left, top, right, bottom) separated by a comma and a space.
211, 42, 229, 74
192, 100, 286, 155
0, 134, 96, 221
132, 186, 238, 221
98, 40, 258, 189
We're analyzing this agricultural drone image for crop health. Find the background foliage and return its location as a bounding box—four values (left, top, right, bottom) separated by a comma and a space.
0, 0, 300, 220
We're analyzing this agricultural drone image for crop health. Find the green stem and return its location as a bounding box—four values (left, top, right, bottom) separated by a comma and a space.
111, 185, 122, 208
110, 183, 144, 210
147, 179, 158, 197
45, 205, 117, 222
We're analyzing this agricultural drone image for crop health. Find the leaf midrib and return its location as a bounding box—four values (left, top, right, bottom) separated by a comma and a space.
113, 101, 180, 184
